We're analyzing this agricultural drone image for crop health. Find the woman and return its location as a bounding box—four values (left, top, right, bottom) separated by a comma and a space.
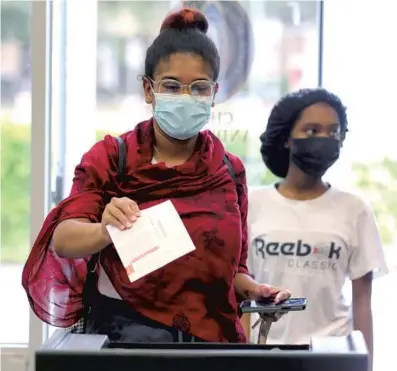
22, 8, 290, 344
244, 88, 387, 361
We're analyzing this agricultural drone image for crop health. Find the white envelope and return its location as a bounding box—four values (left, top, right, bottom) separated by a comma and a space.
106, 200, 196, 283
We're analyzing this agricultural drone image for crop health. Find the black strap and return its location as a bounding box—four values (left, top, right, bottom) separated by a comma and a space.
223, 155, 237, 183
115, 136, 127, 181
82, 136, 127, 330
82, 252, 99, 331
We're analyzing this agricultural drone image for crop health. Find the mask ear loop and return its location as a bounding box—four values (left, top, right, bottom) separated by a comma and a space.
139, 75, 157, 119
144, 76, 156, 95
139, 75, 157, 106
144, 76, 158, 114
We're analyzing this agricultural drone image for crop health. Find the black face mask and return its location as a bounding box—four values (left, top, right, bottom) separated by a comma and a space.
290, 137, 340, 178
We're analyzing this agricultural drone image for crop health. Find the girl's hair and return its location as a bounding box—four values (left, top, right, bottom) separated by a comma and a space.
145, 8, 220, 80
260, 88, 348, 178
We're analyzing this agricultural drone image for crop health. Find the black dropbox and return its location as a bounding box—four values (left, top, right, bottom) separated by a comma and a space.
36, 330, 368, 371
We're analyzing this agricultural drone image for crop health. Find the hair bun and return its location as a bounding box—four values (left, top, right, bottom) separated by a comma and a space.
160, 8, 209, 34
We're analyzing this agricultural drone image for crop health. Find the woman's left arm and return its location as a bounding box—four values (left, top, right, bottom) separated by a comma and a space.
348, 202, 388, 371
352, 273, 373, 369
231, 158, 290, 303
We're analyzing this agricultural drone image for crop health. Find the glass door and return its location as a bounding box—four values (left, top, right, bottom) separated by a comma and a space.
1, 0, 33, 347
1, 1, 52, 370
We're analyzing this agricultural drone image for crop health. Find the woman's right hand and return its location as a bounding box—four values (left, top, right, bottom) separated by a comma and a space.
101, 197, 141, 242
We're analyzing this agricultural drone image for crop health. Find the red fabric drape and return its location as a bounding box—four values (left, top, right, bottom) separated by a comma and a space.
22, 119, 249, 342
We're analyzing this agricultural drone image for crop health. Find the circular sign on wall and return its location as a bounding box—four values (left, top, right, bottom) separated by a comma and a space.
180, 1, 254, 103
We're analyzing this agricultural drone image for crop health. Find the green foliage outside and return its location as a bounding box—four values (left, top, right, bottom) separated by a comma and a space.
1, 120, 396, 264
353, 160, 397, 245
1, 121, 31, 263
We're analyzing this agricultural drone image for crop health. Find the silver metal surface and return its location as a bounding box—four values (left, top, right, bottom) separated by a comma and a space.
41, 330, 109, 351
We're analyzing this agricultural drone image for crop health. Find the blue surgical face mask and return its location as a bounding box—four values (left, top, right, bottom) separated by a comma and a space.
153, 93, 212, 140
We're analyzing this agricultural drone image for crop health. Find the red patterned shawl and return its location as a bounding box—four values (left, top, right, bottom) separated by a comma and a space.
22, 119, 249, 342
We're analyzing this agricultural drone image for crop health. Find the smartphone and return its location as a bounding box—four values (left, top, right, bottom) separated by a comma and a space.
240, 297, 307, 314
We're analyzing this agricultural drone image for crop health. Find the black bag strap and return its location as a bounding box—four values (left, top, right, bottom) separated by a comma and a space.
82, 136, 127, 329
223, 155, 237, 183
115, 136, 127, 182
223, 154, 241, 211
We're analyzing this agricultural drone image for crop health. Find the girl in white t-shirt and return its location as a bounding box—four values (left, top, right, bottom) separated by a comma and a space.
243, 88, 387, 367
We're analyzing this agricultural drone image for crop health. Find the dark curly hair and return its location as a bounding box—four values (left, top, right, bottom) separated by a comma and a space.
260, 88, 348, 178
145, 8, 220, 81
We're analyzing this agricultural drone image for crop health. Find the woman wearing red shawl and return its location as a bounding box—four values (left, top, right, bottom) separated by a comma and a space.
22, 8, 290, 343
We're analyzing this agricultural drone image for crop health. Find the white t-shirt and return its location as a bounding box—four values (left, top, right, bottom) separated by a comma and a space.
247, 185, 388, 344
